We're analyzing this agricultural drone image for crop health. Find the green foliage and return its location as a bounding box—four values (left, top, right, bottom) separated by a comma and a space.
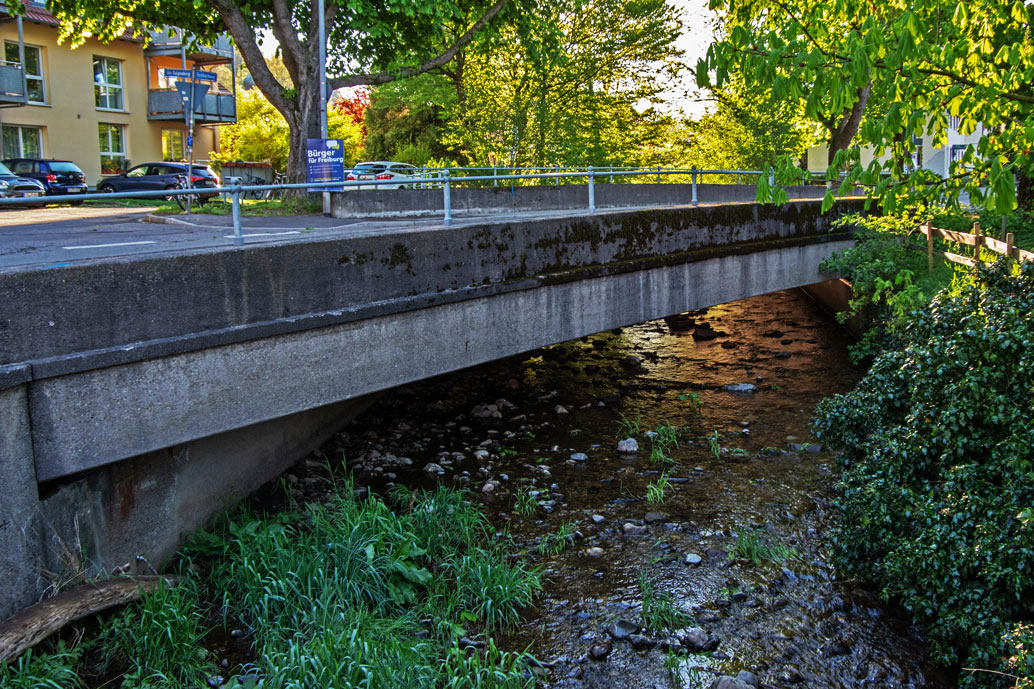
821, 212, 961, 361
638, 572, 692, 632
617, 412, 643, 437
536, 520, 580, 556
513, 485, 538, 515
813, 260, 1034, 685
645, 472, 671, 505
728, 529, 796, 567
0, 642, 82, 689
702, 0, 1034, 213
678, 391, 703, 410
707, 429, 721, 459
98, 579, 213, 688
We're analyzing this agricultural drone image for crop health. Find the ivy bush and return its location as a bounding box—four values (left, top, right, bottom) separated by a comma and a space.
814, 260, 1034, 687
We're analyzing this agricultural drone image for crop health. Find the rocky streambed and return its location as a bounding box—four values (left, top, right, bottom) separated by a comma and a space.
279, 288, 951, 689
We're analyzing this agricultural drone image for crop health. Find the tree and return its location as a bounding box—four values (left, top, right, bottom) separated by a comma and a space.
699, 0, 1034, 213
37, 0, 517, 182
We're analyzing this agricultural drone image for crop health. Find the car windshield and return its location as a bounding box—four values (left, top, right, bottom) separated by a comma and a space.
0, 162, 13, 176
50, 162, 83, 173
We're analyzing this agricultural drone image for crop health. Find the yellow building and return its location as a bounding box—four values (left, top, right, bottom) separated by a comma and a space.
0, 1, 236, 185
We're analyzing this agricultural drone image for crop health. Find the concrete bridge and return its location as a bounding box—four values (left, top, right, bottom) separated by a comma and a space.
0, 194, 860, 617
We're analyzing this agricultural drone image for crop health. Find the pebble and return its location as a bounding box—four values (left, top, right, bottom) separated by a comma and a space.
616, 438, 639, 453
724, 383, 757, 393
677, 627, 718, 651
555, 405, 569, 415
609, 620, 638, 640
589, 642, 612, 660
570, 452, 589, 462
207, 677, 224, 688
591, 514, 606, 524
422, 462, 445, 476
481, 481, 499, 493
713, 677, 753, 689
644, 511, 667, 523
683, 552, 703, 566
622, 522, 648, 535
585, 547, 605, 558
628, 633, 655, 650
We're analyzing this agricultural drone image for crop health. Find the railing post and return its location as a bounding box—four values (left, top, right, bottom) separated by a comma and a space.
609, 166, 614, 185
973, 221, 982, 264
231, 181, 243, 247
768, 167, 775, 187
737, 172, 741, 184
691, 165, 698, 207
925, 220, 933, 274
656, 166, 661, 184
555, 165, 559, 185
493, 165, 498, 188
588, 165, 595, 214
443, 168, 452, 226
1006, 231, 1015, 261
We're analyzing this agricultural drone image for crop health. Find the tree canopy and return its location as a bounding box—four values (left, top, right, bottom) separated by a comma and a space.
700, 0, 1034, 212
34, 0, 519, 181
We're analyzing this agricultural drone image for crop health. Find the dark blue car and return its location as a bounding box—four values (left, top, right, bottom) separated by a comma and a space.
97, 162, 220, 203
3, 158, 87, 205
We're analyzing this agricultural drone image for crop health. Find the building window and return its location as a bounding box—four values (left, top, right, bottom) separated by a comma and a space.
98, 123, 126, 173
93, 56, 123, 110
948, 115, 962, 132
912, 136, 924, 169
161, 129, 184, 161
4, 42, 45, 103
2, 124, 42, 157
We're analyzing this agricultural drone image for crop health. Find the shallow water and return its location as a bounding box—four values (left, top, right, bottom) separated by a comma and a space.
326, 288, 951, 689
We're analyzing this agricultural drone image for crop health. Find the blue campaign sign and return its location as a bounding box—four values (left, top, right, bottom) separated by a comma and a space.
306, 139, 346, 192
193, 71, 218, 82
164, 68, 193, 79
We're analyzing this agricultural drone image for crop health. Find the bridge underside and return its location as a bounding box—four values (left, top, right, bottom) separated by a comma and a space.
0, 200, 859, 618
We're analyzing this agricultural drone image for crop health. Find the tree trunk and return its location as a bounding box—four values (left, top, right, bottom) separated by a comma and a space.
1017, 169, 1034, 211
827, 81, 872, 166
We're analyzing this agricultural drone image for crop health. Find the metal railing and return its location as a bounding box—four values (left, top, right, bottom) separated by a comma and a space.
0, 166, 835, 247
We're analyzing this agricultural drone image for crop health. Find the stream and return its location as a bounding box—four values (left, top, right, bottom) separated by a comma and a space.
284, 288, 951, 689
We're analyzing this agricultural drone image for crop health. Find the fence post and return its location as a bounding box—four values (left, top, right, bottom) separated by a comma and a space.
231, 181, 243, 247
973, 221, 982, 264
555, 165, 560, 185
493, 165, 498, 188
656, 166, 661, 184
588, 165, 595, 213
443, 168, 452, 226
925, 220, 933, 274
609, 166, 614, 185
1006, 231, 1015, 262
737, 172, 741, 184
691, 166, 698, 206
768, 167, 775, 187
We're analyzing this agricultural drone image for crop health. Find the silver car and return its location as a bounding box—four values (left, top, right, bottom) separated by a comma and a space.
345, 161, 422, 190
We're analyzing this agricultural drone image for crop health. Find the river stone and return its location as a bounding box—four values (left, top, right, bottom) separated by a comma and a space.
724, 383, 757, 393
683, 552, 703, 566
712, 677, 752, 689
570, 452, 589, 462
735, 670, 759, 687
555, 404, 570, 415
644, 511, 667, 524
622, 522, 648, 535
591, 514, 606, 524
617, 438, 639, 453
609, 620, 639, 640
423, 462, 445, 476
585, 547, 605, 558
677, 627, 718, 652
481, 481, 499, 494
628, 633, 655, 650
589, 642, 612, 660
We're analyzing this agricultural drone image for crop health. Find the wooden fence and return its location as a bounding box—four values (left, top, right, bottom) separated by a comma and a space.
915, 221, 1034, 272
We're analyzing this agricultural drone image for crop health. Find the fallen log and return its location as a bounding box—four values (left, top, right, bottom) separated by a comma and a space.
0, 575, 177, 662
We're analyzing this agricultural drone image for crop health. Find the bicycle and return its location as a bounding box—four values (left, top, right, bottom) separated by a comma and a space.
262, 171, 287, 201
169, 175, 209, 211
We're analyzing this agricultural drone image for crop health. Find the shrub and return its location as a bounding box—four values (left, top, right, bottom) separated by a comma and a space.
813, 260, 1034, 686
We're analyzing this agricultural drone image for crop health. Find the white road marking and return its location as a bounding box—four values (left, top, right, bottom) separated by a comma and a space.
222, 231, 302, 238
63, 241, 157, 249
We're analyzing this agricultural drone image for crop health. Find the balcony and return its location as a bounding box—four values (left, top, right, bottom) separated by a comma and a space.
148, 88, 236, 123
0, 62, 26, 106
145, 28, 233, 65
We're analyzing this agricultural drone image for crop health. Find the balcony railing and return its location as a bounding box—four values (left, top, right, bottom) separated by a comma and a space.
145, 27, 233, 64
147, 89, 236, 123
0, 61, 26, 105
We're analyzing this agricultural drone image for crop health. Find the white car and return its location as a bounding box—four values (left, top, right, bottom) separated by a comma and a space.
345, 161, 422, 190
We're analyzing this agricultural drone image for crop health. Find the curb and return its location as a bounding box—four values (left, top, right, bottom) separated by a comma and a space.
144, 214, 203, 227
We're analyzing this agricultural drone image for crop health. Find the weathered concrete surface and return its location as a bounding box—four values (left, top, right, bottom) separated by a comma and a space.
29, 239, 853, 482
1, 200, 860, 368
0, 378, 42, 620
330, 183, 836, 218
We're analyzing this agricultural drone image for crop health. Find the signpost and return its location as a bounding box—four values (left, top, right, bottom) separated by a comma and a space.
306, 139, 346, 193
172, 70, 212, 213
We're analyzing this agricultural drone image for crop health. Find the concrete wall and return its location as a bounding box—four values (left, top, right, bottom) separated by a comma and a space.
0, 21, 220, 184
0, 200, 858, 618
332, 182, 835, 218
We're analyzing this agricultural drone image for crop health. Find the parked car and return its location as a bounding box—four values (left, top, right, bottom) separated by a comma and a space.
2, 158, 88, 205
0, 161, 46, 203
97, 162, 221, 203
345, 161, 422, 190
